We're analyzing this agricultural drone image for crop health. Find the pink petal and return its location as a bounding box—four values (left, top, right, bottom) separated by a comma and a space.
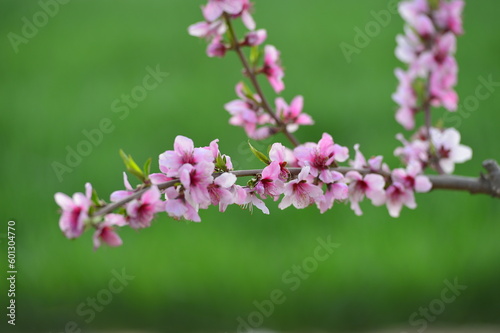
262, 161, 280, 180
289, 96, 304, 117
242, 10, 256, 30
297, 166, 311, 181
141, 186, 161, 205
415, 175, 432, 193
110, 190, 133, 203
174, 135, 194, 156
203, 2, 224, 21
105, 213, 127, 227
165, 199, 188, 218
188, 21, 210, 37
333, 144, 349, 162
221, 0, 244, 15
85, 182, 93, 199
214, 173, 237, 188
451, 145, 472, 163
269, 143, 286, 162
149, 173, 172, 185
55, 193, 73, 210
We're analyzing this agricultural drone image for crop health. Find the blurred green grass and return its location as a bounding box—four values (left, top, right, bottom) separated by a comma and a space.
1, 0, 500, 332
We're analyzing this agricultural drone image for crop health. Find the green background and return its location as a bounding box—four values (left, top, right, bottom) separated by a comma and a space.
1, 0, 500, 332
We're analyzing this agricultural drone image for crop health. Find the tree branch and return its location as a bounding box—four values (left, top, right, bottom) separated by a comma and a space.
91, 160, 500, 218
223, 14, 301, 147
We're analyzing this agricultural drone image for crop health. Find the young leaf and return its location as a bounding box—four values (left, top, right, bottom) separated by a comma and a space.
119, 150, 145, 182
248, 141, 270, 165
215, 153, 229, 172
143, 158, 152, 177
249, 46, 261, 67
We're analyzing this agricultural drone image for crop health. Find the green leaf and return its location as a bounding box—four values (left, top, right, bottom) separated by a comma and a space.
240, 81, 254, 99
91, 189, 100, 206
428, 0, 439, 10
249, 46, 261, 66
215, 153, 229, 172
119, 149, 145, 182
248, 141, 270, 165
143, 158, 152, 177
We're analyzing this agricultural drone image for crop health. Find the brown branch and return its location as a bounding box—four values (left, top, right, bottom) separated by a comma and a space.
91, 160, 500, 218
223, 14, 301, 147
428, 159, 500, 197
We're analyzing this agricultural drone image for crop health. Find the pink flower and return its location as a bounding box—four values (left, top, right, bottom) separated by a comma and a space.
188, 19, 226, 39
269, 142, 292, 181
279, 166, 323, 210
262, 45, 285, 93
430, 55, 458, 111
275, 96, 313, 133
159, 135, 213, 177
243, 188, 269, 214
126, 186, 164, 229
350, 144, 367, 170
294, 133, 349, 183
345, 171, 386, 216
207, 173, 238, 212
243, 29, 267, 46
233, 0, 255, 30
110, 172, 134, 202
349, 144, 389, 173
414, 14, 435, 38
430, 127, 472, 173
394, 133, 430, 168
399, 0, 429, 27
385, 182, 416, 218
434, 0, 465, 35
225, 83, 273, 137
149, 173, 173, 185
316, 182, 349, 214
393, 68, 418, 130
391, 162, 432, 193
254, 161, 285, 199
395, 26, 424, 64
93, 214, 127, 250
55, 183, 93, 239
249, 127, 275, 140
207, 36, 227, 58
179, 161, 215, 208
165, 188, 201, 222
203, 0, 244, 22
208, 139, 234, 171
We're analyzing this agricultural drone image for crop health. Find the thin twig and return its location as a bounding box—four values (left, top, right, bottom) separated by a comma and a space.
91, 161, 500, 218
223, 14, 301, 147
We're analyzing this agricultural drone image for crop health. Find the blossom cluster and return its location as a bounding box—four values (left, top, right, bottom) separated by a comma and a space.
55, 133, 438, 250
188, 0, 313, 140
54, 0, 474, 250
393, 0, 464, 130
395, 126, 472, 174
